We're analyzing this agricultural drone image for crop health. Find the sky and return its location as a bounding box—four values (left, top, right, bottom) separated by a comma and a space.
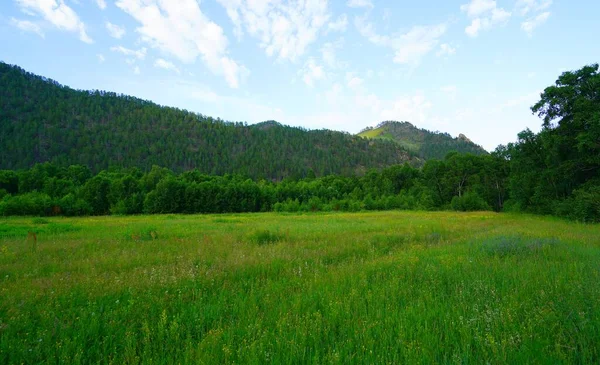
1, 0, 599, 151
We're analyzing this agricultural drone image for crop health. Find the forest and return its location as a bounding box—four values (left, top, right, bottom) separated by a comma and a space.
0, 64, 598, 222
0, 62, 414, 179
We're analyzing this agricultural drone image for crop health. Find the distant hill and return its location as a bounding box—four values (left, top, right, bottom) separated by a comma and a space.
358, 121, 487, 160
0, 62, 418, 179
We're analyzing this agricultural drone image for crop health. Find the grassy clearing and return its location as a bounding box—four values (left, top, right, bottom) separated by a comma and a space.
1, 211, 599, 363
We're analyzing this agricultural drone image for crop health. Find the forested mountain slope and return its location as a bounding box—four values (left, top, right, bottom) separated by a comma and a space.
0, 62, 412, 179
358, 121, 487, 160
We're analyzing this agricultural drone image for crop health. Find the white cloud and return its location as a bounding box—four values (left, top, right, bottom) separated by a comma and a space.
10, 17, 44, 38
15, 0, 92, 43
300, 58, 325, 87
154, 58, 180, 74
320, 40, 344, 69
133, 65, 140, 75
460, 0, 511, 37
110, 46, 147, 60
521, 11, 550, 35
436, 43, 456, 57
355, 16, 447, 66
346, 72, 363, 89
347, 0, 373, 8
97, 53, 105, 63
515, 0, 552, 16
380, 92, 433, 124
116, 0, 245, 88
125, 58, 136, 65
96, 0, 107, 10
460, 0, 496, 17
105, 22, 126, 39
215, 0, 330, 62
328, 14, 348, 32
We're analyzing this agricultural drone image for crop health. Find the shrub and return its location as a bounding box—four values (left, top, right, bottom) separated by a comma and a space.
554, 184, 600, 223
0, 192, 53, 216
451, 192, 491, 212
59, 193, 92, 216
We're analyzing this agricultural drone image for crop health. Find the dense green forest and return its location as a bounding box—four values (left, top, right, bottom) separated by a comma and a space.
359, 121, 487, 160
0, 62, 413, 179
0, 64, 598, 222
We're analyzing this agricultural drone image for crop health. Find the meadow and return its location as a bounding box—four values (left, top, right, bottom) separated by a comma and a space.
1, 211, 599, 364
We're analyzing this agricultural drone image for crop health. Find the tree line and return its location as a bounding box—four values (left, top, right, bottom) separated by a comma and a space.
0, 64, 598, 222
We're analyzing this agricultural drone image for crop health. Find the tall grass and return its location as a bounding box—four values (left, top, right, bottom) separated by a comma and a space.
0, 212, 599, 363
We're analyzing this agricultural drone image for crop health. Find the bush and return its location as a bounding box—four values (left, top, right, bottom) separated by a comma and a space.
502, 199, 522, 213
554, 184, 600, 223
0, 192, 53, 216
59, 194, 92, 216
451, 192, 491, 212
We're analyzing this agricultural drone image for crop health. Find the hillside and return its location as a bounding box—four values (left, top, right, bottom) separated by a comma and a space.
358, 121, 487, 160
0, 62, 413, 179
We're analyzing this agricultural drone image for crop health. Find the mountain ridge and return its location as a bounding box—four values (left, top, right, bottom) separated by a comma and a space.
357, 121, 487, 160
1, 62, 485, 179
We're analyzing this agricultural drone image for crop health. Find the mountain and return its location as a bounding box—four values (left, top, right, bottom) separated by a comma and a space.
0, 62, 414, 179
358, 121, 487, 160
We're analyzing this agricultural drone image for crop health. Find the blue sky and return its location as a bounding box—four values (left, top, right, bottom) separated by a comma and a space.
1, 0, 598, 151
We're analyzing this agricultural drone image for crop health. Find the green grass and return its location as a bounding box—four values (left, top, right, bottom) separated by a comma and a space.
357, 127, 385, 139
1, 211, 599, 363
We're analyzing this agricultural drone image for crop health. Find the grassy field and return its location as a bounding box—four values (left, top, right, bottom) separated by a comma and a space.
1, 211, 599, 364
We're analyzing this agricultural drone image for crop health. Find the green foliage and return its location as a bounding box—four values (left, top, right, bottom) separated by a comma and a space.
451, 192, 492, 212
0, 192, 52, 216
58, 193, 92, 216
0, 62, 597, 224
0, 62, 413, 179
359, 121, 488, 160
554, 182, 600, 223
507, 64, 600, 220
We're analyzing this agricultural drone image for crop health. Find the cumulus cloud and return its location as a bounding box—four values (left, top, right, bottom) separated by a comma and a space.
116, 0, 246, 88
515, 0, 552, 16
436, 43, 456, 57
521, 11, 550, 35
154, 58, 180, 74
328, 14, 348, 32
14, 0, 93, 43
215, 0, 330, 62
110, 45, 147, 60
346, 72, 363, 89
460, 0, 511, 37
347, 0, 373, 8
96, 0, 107, 10
355, 16, 447, 66
106, 22, 126, 39
97, 53, 105, 63
300, 58, 325, 87
10, 17, 44, 38
516, 0, 552, 35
